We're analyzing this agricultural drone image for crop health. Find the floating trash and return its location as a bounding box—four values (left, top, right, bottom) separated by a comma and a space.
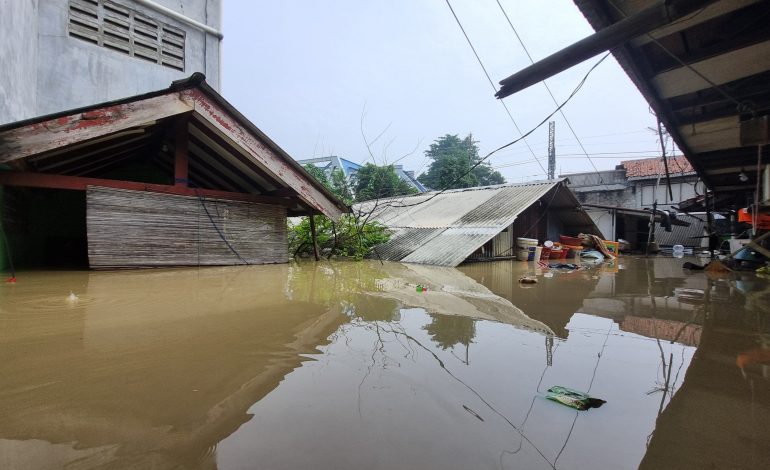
546, 386, 606, 410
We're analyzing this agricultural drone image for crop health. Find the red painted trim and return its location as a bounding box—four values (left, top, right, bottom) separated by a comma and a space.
0, 171, 293, 206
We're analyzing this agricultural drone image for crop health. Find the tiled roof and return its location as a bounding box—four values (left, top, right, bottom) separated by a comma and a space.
621, 156, 695, 180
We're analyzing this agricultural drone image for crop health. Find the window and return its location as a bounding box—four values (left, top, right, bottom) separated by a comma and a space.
68, 0, 185, 71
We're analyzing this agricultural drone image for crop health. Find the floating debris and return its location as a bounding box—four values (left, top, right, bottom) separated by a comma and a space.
546, 386, 605, 410
519, 276, 538, 284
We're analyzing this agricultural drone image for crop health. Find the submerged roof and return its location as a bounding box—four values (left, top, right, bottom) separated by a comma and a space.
355, 180, 600, 267
0, 73, 348, 219
654, 213, 707, 247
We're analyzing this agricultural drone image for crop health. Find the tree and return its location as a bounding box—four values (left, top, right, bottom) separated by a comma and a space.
294, 163, 390, 260
353, 163, 417, 202
418, 134, 505, 190
303, 164, 353, 205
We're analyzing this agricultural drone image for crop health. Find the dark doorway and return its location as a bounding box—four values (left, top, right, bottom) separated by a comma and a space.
3, 187, 89, 269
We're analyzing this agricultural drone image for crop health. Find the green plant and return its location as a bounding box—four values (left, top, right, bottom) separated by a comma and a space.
288, 214, 390, 260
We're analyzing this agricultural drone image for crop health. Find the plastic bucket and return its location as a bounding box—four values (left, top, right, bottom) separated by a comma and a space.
516, 248, 530, 261
549, 248, 563, 260
517, 237, 538, 248
560, 235, 582, 246
564, 244, 582, 258
533, 246, 542, 261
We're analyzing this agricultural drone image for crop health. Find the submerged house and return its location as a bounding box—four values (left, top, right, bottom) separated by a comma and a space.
0, 74, 347, 269
355, 179, 601, 267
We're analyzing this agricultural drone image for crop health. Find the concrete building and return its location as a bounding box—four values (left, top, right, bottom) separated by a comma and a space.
564, 156, 705, 245
0, 0, 221, 125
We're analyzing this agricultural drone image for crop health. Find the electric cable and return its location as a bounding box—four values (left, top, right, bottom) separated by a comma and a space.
444, 0, 548, 176
389, 52, 611, 209
495, 0, 605, 182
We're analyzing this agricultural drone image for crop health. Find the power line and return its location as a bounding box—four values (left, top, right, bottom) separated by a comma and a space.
389, 52, 611, 209
495, 0, 605, 182
444, 0, 548, 176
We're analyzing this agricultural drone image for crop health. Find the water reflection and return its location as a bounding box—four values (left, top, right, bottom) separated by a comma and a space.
0, 257, 768, 469
460, 257, 770, 470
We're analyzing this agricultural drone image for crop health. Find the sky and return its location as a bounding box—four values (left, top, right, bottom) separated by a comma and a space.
221, 0, 671, 183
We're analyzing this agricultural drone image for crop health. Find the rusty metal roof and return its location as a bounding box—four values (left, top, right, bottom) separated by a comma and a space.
356, 180, 601, 267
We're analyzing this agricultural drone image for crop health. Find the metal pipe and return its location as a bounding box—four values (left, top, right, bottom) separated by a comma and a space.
496, 0, 717, 98
132, 0, 223, 39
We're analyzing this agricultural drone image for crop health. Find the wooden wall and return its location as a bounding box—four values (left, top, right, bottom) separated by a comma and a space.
87, 187, 288, 268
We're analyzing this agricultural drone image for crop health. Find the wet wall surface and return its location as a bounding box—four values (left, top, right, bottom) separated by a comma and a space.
0, 258, 768, 469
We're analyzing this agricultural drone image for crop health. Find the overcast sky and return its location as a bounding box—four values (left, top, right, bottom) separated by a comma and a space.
221, 0, 669, 183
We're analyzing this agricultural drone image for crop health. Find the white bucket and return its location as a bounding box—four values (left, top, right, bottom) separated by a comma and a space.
517, 237, 538, 248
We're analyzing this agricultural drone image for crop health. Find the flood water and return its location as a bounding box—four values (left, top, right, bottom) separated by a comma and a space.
1, 257, 768, 469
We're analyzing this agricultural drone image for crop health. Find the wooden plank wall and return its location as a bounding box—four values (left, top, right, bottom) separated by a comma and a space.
87, 187, 288, 268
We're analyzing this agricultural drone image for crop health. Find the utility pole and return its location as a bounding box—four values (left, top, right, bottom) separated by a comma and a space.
547, 121, 556, 180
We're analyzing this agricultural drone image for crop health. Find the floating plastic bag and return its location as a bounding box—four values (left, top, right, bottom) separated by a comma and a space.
580, 249, 605, 261
545, 386, 606, 410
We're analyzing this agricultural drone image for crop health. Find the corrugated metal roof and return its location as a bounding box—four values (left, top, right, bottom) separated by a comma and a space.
356, 180, 600, 266
654, 213, 707, 247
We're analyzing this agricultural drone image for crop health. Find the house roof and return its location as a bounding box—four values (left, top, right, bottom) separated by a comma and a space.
355, 180, 601, 267
496, 0, 770, 197
653, 212, 707, 247
572, 0, 770, 194
0, 73, 348, 219
621, 155, 696, 180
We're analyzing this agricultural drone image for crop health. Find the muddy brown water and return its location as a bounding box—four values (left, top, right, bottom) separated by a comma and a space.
1, 257, 768, 469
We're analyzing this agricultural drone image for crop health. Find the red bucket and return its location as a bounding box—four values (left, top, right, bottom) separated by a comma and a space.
560, 235, 582, 246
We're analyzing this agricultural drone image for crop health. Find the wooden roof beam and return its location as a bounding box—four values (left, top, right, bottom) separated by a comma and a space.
182, 89, 346, 220
633, 0, 763, 46
678, 116, 741, 153
496, 0, 718, 98
0, 171, 294, 207
652, 41, 770, 98
0, 94, 193, 163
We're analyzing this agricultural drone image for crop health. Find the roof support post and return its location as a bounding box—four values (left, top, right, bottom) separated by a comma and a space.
309, 214, 320, 261
496, 0, 719, 98
174, 116, 190, 187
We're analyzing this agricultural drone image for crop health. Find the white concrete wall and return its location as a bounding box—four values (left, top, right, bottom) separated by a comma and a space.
636, 179, 705, 210
0, 0, 39, 123
1, 0, 221, 124
586, 208, 615, 240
